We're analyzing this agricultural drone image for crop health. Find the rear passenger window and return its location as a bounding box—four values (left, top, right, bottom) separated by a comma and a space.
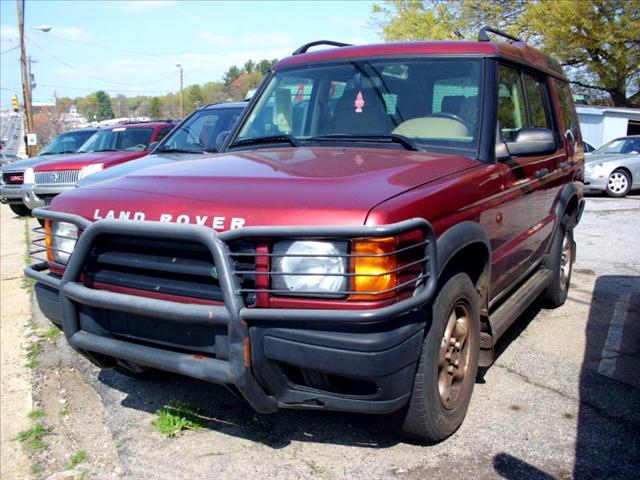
523, 74, 549, 129
497, 66, 526, 141
555, 81, 580, 143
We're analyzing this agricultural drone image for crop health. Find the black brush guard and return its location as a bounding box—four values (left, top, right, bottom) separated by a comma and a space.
25, 207, 437, 414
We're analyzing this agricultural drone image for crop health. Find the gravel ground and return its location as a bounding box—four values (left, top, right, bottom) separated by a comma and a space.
3, 194, 639, 479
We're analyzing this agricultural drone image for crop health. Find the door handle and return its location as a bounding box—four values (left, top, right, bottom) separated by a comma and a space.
535, 168, 549, 178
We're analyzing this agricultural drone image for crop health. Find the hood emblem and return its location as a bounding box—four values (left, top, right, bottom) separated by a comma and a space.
210, 267, 218, 280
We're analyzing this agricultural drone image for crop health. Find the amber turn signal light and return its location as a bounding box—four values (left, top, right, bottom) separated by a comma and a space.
350, 237, 397, 300
44, 220, 54, 263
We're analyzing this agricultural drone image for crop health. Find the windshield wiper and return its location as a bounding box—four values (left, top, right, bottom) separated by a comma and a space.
309, 134, 420, 151
228, 134, 300, 149
155, 146, 204, 154
93, 149, 119, 152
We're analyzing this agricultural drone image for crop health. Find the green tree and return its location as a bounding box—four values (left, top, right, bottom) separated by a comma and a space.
186, 84, 205, 112
257, 58, 278, 75
371, 0, 639, 106
94, 90, 114, 121
149, 96, 162, 119
243, 60, 256, 74
223, 66, 242, 86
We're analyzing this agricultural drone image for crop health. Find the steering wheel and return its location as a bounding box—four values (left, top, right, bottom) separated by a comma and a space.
427, 112, 473, 133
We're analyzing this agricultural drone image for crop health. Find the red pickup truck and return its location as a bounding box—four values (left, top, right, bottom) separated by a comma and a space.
26, 28, 584, 442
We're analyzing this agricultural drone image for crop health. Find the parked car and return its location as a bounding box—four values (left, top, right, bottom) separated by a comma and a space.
75, 102, 246, 188
22, 121, 176, 209
1, 127, 98, 216
584, 135, 640, 197
583, 141, 596, 154
26, 28, 584, 442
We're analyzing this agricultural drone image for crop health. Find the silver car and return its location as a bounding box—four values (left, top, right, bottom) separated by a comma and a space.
584, 135, 640, 197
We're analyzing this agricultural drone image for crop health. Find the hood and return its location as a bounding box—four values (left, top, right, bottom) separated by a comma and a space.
586, 153, 640, 164
0, 153, 81, 172
33, 150, 149, 172
75, 152, 200, 188
51, 147, 478, 229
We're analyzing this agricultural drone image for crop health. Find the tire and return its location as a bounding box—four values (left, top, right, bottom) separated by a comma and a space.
9, 203, 31, 217
543, 219, 574, 308
397, 273, 480, 442
605, 169, 631, 197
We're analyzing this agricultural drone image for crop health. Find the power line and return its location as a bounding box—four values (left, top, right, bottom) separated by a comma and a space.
38, 83, 176, 95
0, 45, 19, 56
26, 35, 177, 87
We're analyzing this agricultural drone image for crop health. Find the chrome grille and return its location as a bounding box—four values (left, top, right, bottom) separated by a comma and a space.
35, 169, 80, 185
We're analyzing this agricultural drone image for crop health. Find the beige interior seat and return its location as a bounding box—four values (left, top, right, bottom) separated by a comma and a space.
392, 117, 469, 138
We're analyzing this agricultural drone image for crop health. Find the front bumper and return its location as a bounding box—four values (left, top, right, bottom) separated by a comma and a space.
0, 183, 23, 204
23, 183, 73, 209
25, 209, 437, 415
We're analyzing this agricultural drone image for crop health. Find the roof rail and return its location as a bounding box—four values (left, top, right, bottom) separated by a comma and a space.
478, 26, 523, 43
292, 40, 352, 56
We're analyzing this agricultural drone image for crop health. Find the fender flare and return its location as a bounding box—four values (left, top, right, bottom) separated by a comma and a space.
436, 221, 492, 309
547, 181, 583, 253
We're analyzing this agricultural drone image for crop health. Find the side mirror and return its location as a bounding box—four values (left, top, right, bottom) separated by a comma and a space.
215, 131, 230, 152
504, 128, 557, 157
148, 141, 159, 152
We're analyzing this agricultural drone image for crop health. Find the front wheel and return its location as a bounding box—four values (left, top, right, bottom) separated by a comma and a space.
606, 169, 631, 197
397, 273, 480, 442
9, 203, 31, 217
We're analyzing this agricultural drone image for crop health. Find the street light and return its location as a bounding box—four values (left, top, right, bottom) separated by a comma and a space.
176, 64, 184, 118
35, 25, 51, 32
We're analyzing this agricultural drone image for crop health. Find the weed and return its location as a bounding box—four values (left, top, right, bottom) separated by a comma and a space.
28, 409, 46, 420
152, 401, 203, 438
25, 359, 39, 369
59, 407, 72, 417
114, 439, 125, 449
16, 423, 52, 452
30, 462, 44, 475
42, 326, 61, 342
68, 450, 87, 469
22, 218, 35, 292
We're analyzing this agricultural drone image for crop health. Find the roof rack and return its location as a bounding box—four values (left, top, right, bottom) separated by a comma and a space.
292, 40, 353, 56
478, 26, 523, 43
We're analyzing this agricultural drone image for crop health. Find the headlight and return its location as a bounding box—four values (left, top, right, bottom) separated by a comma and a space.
272, 241, 347, 296
585, 163, 605, 177
46, 221, 78, 264
23, 167, 34, 184
78, 163, 104, 180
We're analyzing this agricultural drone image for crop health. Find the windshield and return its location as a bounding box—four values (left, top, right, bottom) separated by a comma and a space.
159, 106, 243, 153
593, 137, 640, 155
77, 127, 154, 153
39, 130, 96, 155
233, 58, 482, 155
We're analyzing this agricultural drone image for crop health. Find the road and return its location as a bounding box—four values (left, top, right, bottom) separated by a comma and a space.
2, 194, 639, 479
1, 112, 23, 158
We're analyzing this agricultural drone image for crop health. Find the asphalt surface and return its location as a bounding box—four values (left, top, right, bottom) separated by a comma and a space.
0, 112, 23, 157
5, 194, 640, 479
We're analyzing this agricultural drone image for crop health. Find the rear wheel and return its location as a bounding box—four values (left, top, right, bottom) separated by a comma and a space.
543, 219, 574, 308
397, 273, 480, 442
9, 203, 31, 217
605, 169, 631, 197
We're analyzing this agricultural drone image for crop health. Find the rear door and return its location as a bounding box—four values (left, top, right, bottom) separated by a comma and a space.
490, 64, 563, 296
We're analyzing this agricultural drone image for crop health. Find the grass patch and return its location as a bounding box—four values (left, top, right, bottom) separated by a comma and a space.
30, 462, 44, 475
68, 450, 87, 469
27, 409, 46, 420
152, 401, 203, 438
22, 218, 35, 292
59, 406, 72, 417
16, 422, 53, 452
41, 325, 61, 342
25, 341, 42, 368
114, 439, 125, 449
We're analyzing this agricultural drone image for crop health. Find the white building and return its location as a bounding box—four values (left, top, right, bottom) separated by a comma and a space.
576, 105, 640, 148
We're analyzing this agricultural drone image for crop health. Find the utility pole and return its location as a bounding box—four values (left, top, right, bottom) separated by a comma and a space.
16, 0, 36, 156
176, 64, 184, 118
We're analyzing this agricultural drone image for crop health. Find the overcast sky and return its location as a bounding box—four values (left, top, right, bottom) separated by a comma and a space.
0, 0, 379, 108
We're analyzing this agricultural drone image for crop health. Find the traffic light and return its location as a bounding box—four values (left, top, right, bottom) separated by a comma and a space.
12, 95, 19, 112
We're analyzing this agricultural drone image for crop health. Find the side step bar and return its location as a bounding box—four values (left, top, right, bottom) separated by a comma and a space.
490, 269, 552, 342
